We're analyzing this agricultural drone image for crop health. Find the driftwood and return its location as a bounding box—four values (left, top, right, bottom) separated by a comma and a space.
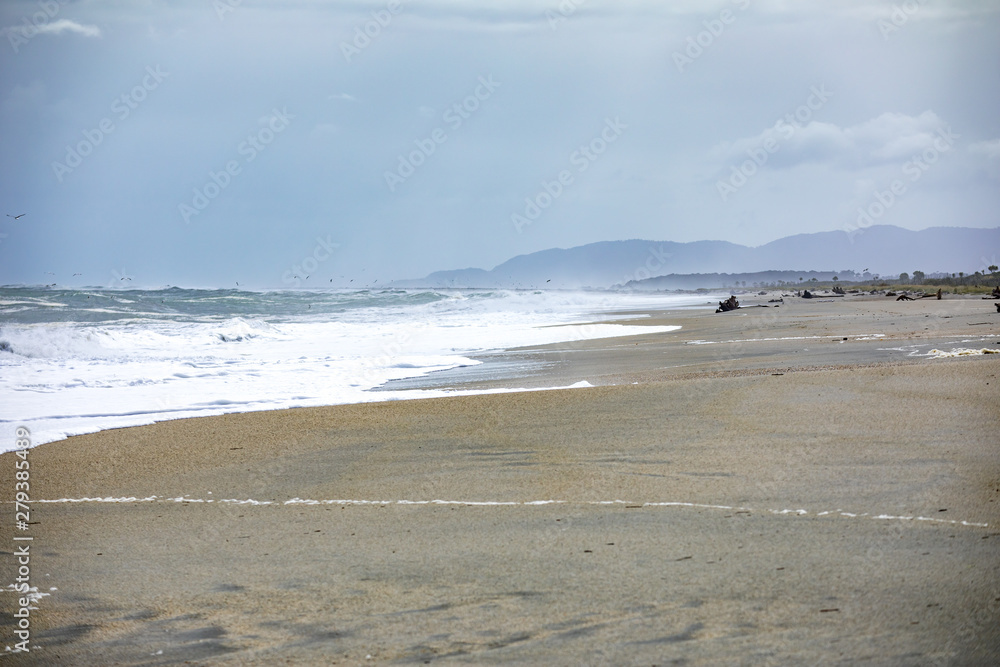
996, 303, 1000, 313
886, 291, 897, 297
802, 290, 815, 299
832, 285, 845, 295
716, 295, 740, 313
896, 294, 915, 301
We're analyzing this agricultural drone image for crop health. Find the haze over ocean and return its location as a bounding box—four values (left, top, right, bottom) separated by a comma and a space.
0, 287, 700, 449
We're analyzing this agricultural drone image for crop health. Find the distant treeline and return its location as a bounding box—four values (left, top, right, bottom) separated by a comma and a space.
619, 270, 857, 290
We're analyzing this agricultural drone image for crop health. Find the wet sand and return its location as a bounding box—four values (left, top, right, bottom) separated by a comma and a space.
3, 294, 999, 665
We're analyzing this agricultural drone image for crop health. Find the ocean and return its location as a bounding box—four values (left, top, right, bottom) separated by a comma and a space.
0, 287, 707, 451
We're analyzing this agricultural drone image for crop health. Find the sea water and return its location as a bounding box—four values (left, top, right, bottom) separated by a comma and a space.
0, 287, 705, 450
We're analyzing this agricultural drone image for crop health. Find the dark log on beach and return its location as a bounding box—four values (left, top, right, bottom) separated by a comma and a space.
896, 294, 915, 301
886, 291, 897, 297
996, 303, 1000, 313
715, 295, 740, 313
802, 290, 814, 299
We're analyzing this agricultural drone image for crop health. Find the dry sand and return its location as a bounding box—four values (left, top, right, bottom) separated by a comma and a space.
2, 294, 999, 665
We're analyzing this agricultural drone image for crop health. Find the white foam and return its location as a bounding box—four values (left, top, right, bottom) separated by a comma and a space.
18, 496, 987, 528
925, 348, 999, 358
0, 291, 701, 451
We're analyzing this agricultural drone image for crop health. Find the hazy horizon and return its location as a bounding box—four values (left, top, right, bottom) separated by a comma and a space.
1, 1, 998, 289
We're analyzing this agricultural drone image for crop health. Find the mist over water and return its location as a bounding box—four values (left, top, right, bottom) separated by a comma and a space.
0, 287, 702, 450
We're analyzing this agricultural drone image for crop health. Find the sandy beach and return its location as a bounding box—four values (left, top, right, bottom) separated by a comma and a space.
3, 294, 999, 665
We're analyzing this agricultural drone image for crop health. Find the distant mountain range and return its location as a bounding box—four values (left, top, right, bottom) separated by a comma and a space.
392, 225, 999, 290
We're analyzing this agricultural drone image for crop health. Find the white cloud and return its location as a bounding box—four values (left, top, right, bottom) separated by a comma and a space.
712, 111, 957, 172
7, 19, 102, 39
969, 139, 1000, 160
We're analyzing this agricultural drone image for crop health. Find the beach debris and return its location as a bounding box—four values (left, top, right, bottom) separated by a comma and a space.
896, 294, 915, 301
715, 295, 740, 313
768, 298, 783, 303
0, 341, 12, 353
218, 333, 252, 342
996, 303, 1000, 313
802, 290, 815, 298
832, 285, 845, 295
985, 286, 1000, 300
886, 291, 897, 297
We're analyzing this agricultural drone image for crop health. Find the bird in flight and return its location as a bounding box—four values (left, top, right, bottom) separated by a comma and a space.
6, 213, 26, 220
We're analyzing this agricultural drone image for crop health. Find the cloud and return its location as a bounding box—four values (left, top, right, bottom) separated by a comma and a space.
328, 93, 357, 102
6, 19, 102, 39
712, 111, 957, 172
969, 139, 1000, 160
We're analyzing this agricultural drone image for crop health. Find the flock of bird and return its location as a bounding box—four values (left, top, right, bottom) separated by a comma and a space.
5, 213, 553, 289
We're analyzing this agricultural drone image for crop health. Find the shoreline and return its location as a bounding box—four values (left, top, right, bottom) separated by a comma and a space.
2, 294, 998, 664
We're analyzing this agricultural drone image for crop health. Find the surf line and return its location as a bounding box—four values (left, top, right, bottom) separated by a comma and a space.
26, 496, 988, 528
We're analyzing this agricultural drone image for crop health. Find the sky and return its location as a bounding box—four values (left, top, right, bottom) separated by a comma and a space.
0, 0, 998, 289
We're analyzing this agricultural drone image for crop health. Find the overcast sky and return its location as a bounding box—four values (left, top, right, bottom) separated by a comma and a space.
1, 0, 998, 288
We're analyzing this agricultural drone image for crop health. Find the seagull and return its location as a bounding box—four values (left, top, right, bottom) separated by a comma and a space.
6, 213, 26, 220
73, 273, 82, 276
